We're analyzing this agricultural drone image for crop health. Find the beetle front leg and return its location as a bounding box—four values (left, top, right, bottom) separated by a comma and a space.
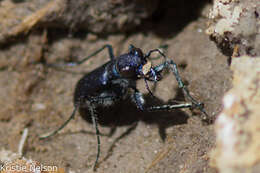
131, 88, 194, 113
146, 103, 193, 112
154, 60, 208, 120
131, 88, 145, 111
133, 92, 145, 111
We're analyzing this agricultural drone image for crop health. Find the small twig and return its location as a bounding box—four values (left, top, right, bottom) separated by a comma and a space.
18, 128, 29, 157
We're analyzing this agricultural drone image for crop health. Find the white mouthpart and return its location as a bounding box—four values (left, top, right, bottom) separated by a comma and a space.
142, 61, 152, 75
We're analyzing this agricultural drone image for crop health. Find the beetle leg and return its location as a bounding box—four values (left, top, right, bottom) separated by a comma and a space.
131, 89, 145, 111
67, 44, 115, 66
132, 88, 194, 113
164, 60, 208, 119
39, 44, 115, 68
89, 105, 101, 171
146, 103, 193, 111
145, 49, 208, 119
39, 105, 78, 139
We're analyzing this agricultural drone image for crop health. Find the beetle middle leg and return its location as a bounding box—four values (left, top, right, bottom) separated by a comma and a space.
131, 88, 194, 112
89, 104, 100, 171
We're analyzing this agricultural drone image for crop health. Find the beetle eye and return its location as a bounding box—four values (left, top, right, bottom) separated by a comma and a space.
130, 48, 143, 58
134, 49, 143, 57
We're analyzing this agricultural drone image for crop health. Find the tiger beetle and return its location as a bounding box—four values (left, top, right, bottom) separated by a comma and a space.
39, 44, 208, 171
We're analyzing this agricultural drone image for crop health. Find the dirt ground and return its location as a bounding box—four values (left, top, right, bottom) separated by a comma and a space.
0, 2, 232, 173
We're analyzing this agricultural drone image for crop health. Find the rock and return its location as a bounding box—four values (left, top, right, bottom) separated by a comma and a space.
0, 0, 159, 44
206, 0, 260, 57
211, 56, 260, 173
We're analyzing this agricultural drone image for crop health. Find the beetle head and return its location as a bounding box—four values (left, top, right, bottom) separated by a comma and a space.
116, 45, 146, 78
116, 45, 161, 82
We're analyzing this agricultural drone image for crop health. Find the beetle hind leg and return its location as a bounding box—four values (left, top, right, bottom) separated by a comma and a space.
39, 105, 78, 139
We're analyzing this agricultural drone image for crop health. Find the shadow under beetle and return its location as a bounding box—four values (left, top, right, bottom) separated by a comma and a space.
40, 44, 208, 171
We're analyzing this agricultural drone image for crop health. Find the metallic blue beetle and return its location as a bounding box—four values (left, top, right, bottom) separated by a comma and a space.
40, 44, 208, 171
